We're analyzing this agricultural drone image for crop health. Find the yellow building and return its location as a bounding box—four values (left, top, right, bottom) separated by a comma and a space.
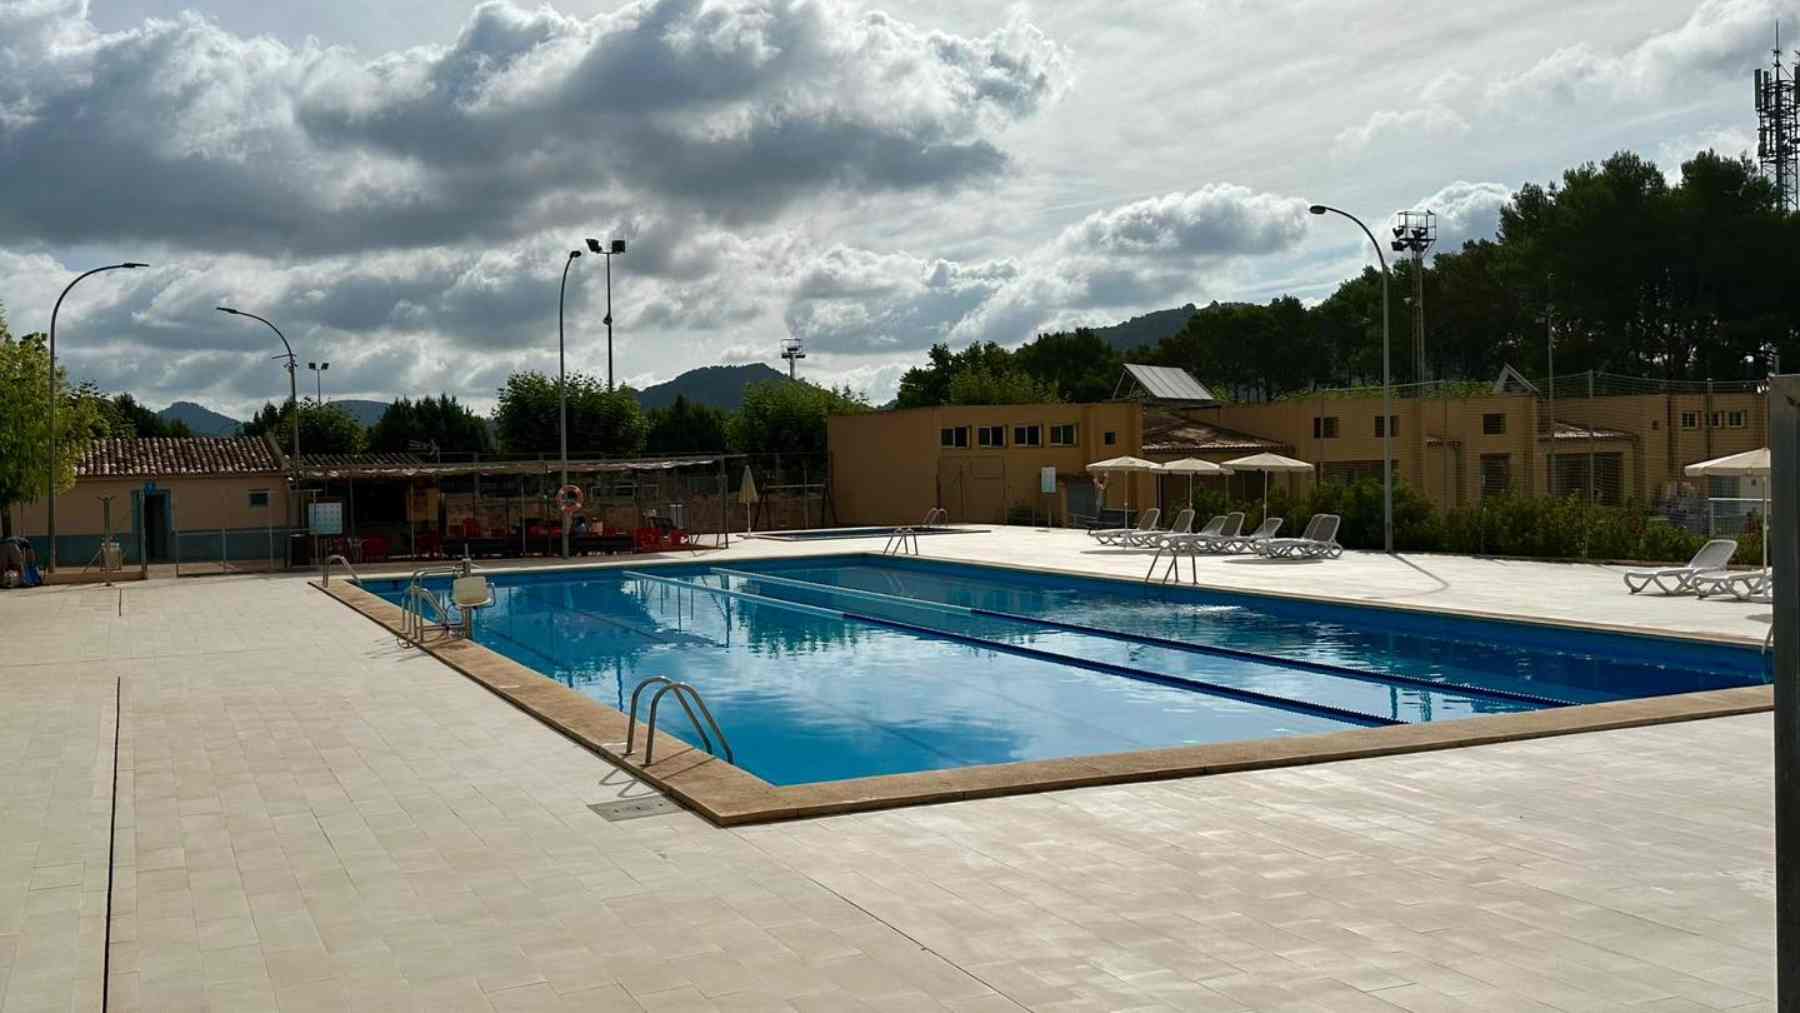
826, 370, 1769, 527
7, 437, 293, 567
828, 403, 1145, 525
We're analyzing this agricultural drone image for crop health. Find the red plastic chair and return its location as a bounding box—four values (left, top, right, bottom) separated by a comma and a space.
361, 535, 390, 562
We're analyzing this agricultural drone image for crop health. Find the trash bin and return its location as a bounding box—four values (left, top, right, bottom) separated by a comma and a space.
101, 541, 123, 572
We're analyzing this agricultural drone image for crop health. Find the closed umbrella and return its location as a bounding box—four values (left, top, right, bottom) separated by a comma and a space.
1157, 458, 1232, 509
1223, 452, 1315, 520
1086, 456, 1162, 523
1685, 448, 1770, 568
738, 465, 760, 532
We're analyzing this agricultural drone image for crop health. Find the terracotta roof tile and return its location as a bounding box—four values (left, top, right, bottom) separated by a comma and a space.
292, 452, 427, 469
1142, 414, 1287, 453
77, 437, 283, 478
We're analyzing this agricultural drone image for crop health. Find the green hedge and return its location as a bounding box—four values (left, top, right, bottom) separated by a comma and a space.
1162, 479, 1758, 564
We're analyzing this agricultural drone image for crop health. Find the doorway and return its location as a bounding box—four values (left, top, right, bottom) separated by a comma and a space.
143, 492, 171, 562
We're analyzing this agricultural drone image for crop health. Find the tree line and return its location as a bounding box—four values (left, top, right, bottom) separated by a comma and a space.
896, 149, 1800, 407
234, 372, 870, 458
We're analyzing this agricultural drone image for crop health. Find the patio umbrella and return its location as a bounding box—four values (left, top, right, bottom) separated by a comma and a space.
1223, 452, 1315, 520
1157, 458, 1232, 509
1685, 448, 1769, 568
1086, 456, 1162, 522
738, 465, 760, 532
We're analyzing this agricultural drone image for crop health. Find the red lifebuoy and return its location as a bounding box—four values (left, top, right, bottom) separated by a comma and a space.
556, 484, 584, 513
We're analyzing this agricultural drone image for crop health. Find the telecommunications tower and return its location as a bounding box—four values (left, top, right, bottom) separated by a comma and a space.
1391, 209, 1436, 383
780, 336, 806, 380
1755, 26, 1799, 211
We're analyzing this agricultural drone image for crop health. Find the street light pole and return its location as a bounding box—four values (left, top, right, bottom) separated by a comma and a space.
46, 262, 149, 573
216, 307, 300, 463
585, 239, 627, 390
558, 249, 582, 559
308, 362, 330, 404
1309, 204, 1393, 554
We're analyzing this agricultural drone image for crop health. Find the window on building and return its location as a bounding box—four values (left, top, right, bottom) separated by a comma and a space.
1480, 454, 1512, 498
1680, 411, 1699, 431
1727, 410, 1747, 429
939, 426, 969, 448
1322, 460, 1393, 486
1103, 431, 1117, 446
976, 425, 1005, 448
1013, 424, 1042, 447
1373, 415, 1399, 438
248, 489, 271, 509
1551, 453, 1624, 506
1709, 411, 1725, 429
1049, 423, 1077, 446
1481, 413, 1506, 435
1312, 416, 1340, 439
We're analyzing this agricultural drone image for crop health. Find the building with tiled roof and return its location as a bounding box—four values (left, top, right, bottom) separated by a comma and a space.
76, 436, 284, 478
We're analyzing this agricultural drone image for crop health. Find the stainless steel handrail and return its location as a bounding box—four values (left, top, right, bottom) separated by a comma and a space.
322, 554, 362, 585
624, 676, 733, 765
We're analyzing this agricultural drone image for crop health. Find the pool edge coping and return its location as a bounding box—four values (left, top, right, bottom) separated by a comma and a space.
313, 577, 1774, 827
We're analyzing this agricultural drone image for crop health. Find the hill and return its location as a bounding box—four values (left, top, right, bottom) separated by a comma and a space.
1091, 304, 1198, 353
158, 401, 241, 436
328, 399, 390, 427
637, 363, 789, 411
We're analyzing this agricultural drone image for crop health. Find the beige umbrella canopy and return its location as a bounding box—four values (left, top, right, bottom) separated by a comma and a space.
1686, 448, 1770, 567
1223, 452, 1315, 518
1157, 458, 1232, 508
738, 465, 760, 531
1086, 456, 1162, 519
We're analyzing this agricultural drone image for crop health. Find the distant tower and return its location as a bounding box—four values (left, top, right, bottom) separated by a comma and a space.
1755, 26, 1799, 212
1391, 210, 1436, 383
780, 336, 806, 380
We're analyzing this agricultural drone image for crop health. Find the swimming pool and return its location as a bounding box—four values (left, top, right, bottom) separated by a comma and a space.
369, 555, 1765, 786
752, 526, 977, 541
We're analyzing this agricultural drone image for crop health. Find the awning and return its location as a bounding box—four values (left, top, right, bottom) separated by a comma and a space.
289, 455, 724, 481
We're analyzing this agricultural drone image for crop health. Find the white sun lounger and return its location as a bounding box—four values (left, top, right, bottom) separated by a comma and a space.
1089, 507, 1160, 546
1258, 514, 1342, 559
1180, 511, 1245, 555
1622, 538, 1738, 595
1693, 566, 1770, 600
1218, 516, 1283, 554
1131, 508, 1196, 549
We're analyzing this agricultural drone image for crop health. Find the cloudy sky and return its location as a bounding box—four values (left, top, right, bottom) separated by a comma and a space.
0, 0, 1790, 416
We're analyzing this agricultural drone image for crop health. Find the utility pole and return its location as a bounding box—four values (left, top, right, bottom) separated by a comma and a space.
780, 337, 806, 380
1755, 25, 1799, 211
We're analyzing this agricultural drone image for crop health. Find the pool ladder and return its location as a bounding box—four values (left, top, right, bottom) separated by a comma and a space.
883, 507, 947, 556
625, 677, 733, 765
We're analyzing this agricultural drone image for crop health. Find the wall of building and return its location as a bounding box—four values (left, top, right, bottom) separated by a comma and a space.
829, 403, 1143, 525
10, 475, 291, 565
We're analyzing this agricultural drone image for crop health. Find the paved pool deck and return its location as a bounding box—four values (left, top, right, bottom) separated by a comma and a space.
0, 528, 1776, 1010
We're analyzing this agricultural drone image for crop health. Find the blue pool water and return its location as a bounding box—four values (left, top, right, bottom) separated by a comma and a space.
370, 555, 1765, 786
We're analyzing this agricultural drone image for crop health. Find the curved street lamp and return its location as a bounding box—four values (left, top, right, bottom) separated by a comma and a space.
558, 249, 582, 559
46, 261, 149, 573
1309, 203, 1393, 554
216, 307, 300, 464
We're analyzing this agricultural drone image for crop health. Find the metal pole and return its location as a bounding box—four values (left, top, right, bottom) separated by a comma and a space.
1547, 276, 1556, 497
606, 251, 615, 391
558, 250, 579, 559
217, 308, 298, 462
46, 263, 146, 572
1770, 374, 1798, 1009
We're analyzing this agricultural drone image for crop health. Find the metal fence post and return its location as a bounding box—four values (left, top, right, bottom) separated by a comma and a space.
1769, 373, 1797, 1007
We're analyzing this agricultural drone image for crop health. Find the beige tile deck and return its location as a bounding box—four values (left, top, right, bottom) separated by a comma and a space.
0, 528, 1777, 1010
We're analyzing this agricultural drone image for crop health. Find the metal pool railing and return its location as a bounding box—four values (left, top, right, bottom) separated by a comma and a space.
625, 676, 733, 765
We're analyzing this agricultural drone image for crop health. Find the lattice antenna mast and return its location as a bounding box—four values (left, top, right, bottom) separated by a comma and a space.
1391, 209, 1437, 383
1755, 24, 1799, 212
780, 336, 806, 380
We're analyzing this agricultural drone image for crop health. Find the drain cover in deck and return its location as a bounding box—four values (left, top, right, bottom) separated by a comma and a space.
588, 796, 680, 821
